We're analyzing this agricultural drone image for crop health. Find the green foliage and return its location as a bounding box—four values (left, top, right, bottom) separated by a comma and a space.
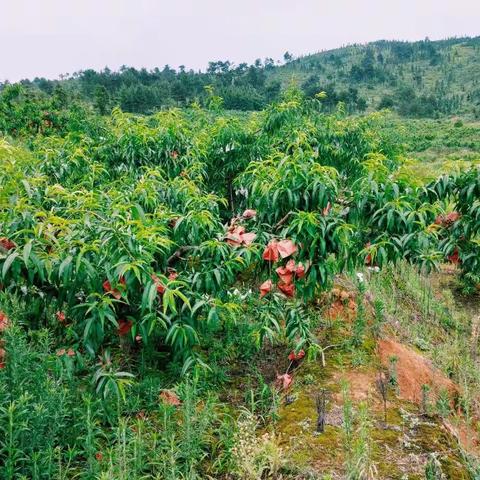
4, 36, 480, 118
1, 90, 479, 363
283, 36, 480, 118
0, 306, 239, 479
0, 85, 479, 478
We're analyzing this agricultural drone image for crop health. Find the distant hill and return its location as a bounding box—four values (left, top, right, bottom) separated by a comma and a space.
2, 36, 480, 118
270, 36, 480, 117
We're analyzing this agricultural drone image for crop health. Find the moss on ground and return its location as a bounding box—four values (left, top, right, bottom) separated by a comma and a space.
272, 340, 473, 478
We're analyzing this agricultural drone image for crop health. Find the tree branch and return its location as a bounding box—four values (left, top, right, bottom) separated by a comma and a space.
167, 246, 198, 266
274, 211, 293, 230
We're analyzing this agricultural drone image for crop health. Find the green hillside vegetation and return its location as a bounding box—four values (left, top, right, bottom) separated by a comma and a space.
2, 36, 480, 117
276, 37, 480, 117
380, 117, 480, 180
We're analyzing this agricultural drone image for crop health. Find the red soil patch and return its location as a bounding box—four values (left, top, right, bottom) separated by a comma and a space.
444, 419, 480, 455
331, 370, 378, 403
377, 339, 457, 404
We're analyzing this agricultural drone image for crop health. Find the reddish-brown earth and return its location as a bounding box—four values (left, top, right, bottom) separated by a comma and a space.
378, 338, 457, 404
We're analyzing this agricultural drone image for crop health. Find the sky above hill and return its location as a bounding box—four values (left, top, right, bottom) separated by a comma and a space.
1, 0, 479, 82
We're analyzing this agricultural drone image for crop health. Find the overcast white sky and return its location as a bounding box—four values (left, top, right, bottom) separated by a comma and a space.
1, 0, 479, 82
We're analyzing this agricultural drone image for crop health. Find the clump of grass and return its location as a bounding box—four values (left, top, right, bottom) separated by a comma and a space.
372, 298, 386, 338
351, 279, 367, 347
341, 381, 378, 480
353, 402, 378, 480
421, 384, 431, 416
435, 388, 451, 418
425, 453, 446, 480
231, 409, 284, 479
341, 381, 355, 476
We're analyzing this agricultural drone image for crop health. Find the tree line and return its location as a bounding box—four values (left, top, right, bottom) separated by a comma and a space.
2, 36, 480, 118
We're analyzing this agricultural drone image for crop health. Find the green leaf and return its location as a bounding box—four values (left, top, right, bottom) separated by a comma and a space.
141, 282, 158, 312
2, 252, 19, 279
59, 255, 73, 282
23, 241, 33, 266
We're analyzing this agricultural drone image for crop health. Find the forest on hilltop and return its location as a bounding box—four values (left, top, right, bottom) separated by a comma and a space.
2, 36, 480, 118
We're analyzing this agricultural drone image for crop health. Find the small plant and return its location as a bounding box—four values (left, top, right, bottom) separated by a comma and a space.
425, 453, 446, 479
351, 348, 369, 367
375, 371, 389, 426
388, 355, 399, 393
353, 402, 378, 480
341, 381, 355, 477
244, 375, 280, 423
302, 373, 315, 385
341, 383, 378, 480
231, 409, 284, 480
372, 298, 385, 338
435, 388, 451, 418
93, 350, 135, 418
421, 384, 431, 416
351, 280, 367, 347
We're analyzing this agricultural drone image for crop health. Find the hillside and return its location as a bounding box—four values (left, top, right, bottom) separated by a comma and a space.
2, 36, 480, 118
271, 36, 480, 117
